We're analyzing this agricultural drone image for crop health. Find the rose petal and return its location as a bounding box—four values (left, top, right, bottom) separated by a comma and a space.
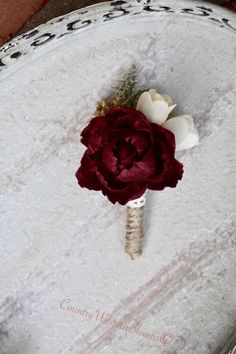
113, 107, 152, 133
101, 143, 118, 174
151, 123, 176, 155
148, 158, 183, 190
136, 92, 153, 121
75, 151, 102, 190
116, 149, 157, 182
129, 132, 150, 157
81, 116, 112, 152
114, 141, 138, 169
104, 183, 147, 205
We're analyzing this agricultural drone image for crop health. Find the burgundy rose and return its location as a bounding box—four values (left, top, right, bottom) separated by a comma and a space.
76, 106, 183, 205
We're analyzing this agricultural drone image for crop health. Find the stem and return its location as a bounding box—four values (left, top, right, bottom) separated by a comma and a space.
125, 205, 144, 260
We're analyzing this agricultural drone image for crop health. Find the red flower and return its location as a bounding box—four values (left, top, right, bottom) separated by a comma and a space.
76, 106, 183, 205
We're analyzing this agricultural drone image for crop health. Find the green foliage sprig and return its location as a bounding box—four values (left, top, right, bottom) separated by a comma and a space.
114, 64, 137, 107
94, 65, 147, 116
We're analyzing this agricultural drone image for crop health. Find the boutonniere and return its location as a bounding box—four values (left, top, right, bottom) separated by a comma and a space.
75, 66, 199, 260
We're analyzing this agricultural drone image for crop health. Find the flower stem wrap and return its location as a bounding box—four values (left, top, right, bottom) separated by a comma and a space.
125, 194, 146, 260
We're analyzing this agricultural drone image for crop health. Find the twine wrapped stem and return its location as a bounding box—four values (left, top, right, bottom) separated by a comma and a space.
125, 194, 146, 260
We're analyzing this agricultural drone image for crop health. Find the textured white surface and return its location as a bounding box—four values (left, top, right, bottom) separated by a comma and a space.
0, 3, 236, 354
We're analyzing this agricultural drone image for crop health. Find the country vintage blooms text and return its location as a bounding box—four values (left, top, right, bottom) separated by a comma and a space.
60, 299, 173, 345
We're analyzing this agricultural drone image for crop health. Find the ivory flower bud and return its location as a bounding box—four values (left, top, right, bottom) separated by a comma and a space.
162, 115, 199, 151
136, 89, 176, 125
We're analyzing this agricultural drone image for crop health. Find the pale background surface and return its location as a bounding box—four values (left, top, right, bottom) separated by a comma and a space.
0, 3, 236, 353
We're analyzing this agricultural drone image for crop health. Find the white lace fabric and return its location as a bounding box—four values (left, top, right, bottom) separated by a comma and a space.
127, 193, 146, 208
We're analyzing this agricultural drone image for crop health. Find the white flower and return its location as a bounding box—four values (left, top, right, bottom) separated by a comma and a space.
162, 115, 199, 151
136, 89, 199, 151
136, 89, 176, 125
